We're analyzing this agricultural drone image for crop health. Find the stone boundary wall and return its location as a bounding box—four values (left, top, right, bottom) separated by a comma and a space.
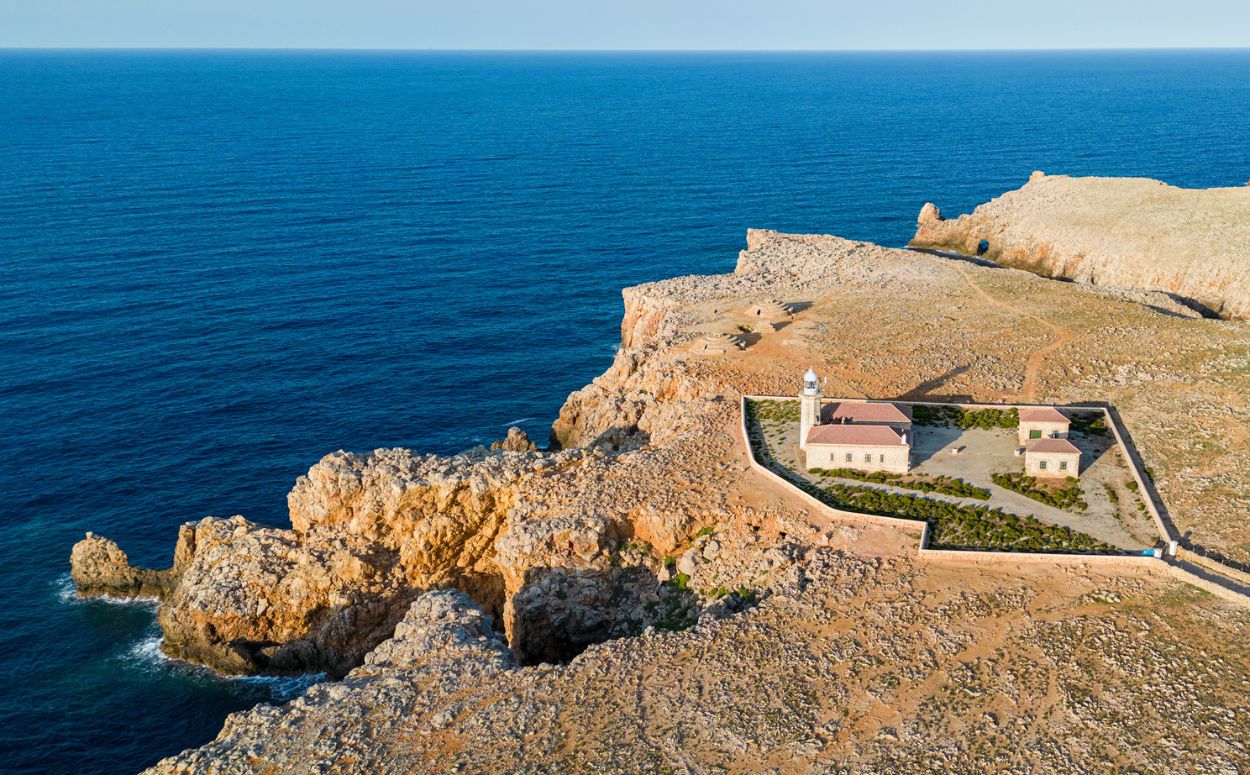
740, 395, 1250, 607
1177, 548, 1250, 589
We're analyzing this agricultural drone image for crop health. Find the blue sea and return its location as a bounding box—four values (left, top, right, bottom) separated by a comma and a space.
2, 50, 1248, 773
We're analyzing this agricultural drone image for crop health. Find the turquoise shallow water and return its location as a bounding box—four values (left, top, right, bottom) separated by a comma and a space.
2, 50, 1249, 773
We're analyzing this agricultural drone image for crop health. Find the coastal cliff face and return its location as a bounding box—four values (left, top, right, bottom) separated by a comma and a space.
910, 172, 1250, 319
74, 222, 1250, 772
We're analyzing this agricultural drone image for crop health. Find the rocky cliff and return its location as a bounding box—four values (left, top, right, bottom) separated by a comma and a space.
910, 172, 1250, 319
72, 225, 1250, 772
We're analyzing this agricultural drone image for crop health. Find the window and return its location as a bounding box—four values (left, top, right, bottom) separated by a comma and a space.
1029, 429, 1043, 439
1059, 461, 1068, 471
845, 453, 852, 463
1039, 460, 1048, 470
879, 454, 885, 463
864, 453, 871, 463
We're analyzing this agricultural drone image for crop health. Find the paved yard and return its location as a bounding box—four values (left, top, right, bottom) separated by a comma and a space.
759, 416, 1158, 550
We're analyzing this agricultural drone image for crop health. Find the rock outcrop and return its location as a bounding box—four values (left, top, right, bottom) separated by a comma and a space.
70, 524, 197, 599
490, 426, 538, 452
910, 173, 1250, 319
151, 589, 517, 774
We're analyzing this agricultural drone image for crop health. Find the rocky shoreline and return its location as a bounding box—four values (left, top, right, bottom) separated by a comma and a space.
910, 172, 1250, 319
71, 208, 1250, 772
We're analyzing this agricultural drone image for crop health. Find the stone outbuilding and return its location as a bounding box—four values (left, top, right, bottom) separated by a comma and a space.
1024, 437, 1081, 478
805, 424, 912, 474
1018, 406, 1070, 444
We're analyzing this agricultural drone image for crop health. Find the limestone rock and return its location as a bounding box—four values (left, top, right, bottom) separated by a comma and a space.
910, 173, 1250, 318
491, 427, 539, 452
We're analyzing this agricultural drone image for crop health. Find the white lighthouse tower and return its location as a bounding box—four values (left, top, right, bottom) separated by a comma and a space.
799, 368, 822, 451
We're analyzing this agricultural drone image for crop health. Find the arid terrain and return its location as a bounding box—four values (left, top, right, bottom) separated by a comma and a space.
73, 208, 1250, 772
910, 172, 1250, 319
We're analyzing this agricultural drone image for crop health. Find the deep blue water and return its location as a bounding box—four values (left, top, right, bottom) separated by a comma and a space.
1, 49, 1249, 773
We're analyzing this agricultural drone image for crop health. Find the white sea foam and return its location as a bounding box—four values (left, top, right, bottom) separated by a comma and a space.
53, 574, 159, 609
501, 417, 534, 426
119, 626, 326, 701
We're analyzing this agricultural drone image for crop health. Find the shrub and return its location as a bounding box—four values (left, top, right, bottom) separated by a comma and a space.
912, 405, 1018, 430
1070, 412, 1109, 436
746, 398, 801, 423
809, 467, 990, 500
814, 481, 1111, 553
992, 472, 1087, 511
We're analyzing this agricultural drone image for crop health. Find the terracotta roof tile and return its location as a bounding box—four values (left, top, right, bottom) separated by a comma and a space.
825, 402, 913, 425
806, 424, 909, 447
1025, 438, 1081, 455
1019, 407, 1070, 424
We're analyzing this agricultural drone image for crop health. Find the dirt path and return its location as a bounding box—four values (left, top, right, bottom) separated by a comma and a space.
953, 263, 1075, 402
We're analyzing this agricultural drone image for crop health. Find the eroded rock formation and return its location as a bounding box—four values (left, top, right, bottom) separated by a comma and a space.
910, 172, 1250, 318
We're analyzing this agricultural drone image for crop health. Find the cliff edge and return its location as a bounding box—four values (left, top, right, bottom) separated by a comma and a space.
911, 172, 1250, 319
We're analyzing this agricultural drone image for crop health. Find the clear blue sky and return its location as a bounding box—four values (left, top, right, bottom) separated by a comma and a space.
2, 0, 1248, 50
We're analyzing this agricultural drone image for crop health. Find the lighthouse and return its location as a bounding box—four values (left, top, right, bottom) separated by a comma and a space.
799, 368, 822, 451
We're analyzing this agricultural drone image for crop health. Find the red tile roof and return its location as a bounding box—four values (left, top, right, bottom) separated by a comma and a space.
1025, 438, 1081, 455
1019, 407, 1070, 424
806, 424, 909, 447
825, 402, 913, 425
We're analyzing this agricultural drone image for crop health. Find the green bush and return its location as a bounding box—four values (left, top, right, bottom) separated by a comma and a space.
912, 405, 1018, 429
991, 472, 1087, 511
746, 398, 801, 423
809, 467, 990, 500
1070, 412, 1109, 436
812, 481, 1111, 553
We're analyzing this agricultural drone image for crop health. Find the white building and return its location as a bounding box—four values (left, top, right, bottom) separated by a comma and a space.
798, 368, 822, 451
1018, 407, 1070, 444
1024, 437, 1081, 478
805, 423, 912, 474
798, 369, 912, 473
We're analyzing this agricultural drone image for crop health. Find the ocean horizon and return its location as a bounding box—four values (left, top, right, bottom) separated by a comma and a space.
2, 48, 1249, 773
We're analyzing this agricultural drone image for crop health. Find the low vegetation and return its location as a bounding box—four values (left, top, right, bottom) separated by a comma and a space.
1069, 411, 1110, 436
746, 398, 800, 423
811, 480, 1113, 553
913, 405, 1019, 429
992, 472, 1088, 511
809, 467, 991, 500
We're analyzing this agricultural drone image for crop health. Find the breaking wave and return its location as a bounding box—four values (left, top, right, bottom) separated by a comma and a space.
54, 574, 159, 610
120, 627, 326, 702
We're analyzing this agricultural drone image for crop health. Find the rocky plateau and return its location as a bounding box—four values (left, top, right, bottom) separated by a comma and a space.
911, 172, 1250, 319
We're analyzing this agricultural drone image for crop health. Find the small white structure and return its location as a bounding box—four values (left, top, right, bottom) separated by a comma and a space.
693, 331, 744, 354
1024, 437, 1081, 478
806, 424, 912, 474
1018, 407, 1070, 444
747, 300, 791, 320
798, 368, 822, 451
